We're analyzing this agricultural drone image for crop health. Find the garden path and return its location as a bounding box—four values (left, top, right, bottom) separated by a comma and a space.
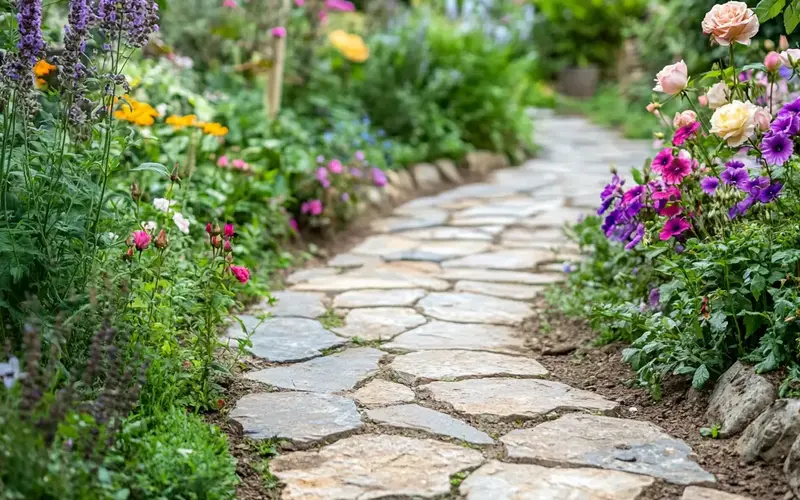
227, 111, 748, 499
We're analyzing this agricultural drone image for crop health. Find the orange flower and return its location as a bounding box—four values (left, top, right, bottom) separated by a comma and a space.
198, 122, 229, 137
328, 30, 369, 63
165, 114, 198, 129
114, 96, 160, 127
33, 60, 56, 77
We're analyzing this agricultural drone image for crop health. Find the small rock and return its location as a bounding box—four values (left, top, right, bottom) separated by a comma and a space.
435, 159, 463, 184
785, 432, 800, 496
453, 280, 544, 300
332, 289, 426, 308
738, 399, 800, 464
465, 150, 508, 174
386, 169, 415, 191
706, 361, 776, 437
285, 267, 340, 285
350, 379, 415, 408
412, 163, 442, 188
681, 486, 753, 500
367, 403, 494, 444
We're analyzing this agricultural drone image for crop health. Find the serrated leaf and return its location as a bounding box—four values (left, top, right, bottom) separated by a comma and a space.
755, 0, 786, 21
692, 364, 710, 389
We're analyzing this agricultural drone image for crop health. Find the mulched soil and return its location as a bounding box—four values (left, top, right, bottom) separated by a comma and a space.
523, 297, 791, 500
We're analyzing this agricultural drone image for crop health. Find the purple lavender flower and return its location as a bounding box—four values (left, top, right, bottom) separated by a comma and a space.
2, 0, 45, 85
97, 0, 160, 48
720, 166, 749, 189
700, 176, 719, 195
761, 133, 794, 165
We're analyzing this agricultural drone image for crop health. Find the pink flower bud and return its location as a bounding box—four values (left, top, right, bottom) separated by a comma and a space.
672, 110, 697, 128
132, 230, 151, 251
205, 222, 213, 234
645, 102, 660, 114
217, 155, 229, 168
271, 26, 287, 38
230, 265, 251, 284
765, 51, 782, 72
224, 223, 234, 238
224, 240, 232, 253
698, 95, 709, 107
754, 106, 772, 132
780, 35, 790, 51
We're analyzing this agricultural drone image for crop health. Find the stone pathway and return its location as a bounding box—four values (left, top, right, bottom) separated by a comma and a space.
227, 111, 753, 499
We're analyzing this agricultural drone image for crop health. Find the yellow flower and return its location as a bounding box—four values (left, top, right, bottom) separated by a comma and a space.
710, 100, 758, 147
33, 60, 56, 77
166, 114, 198, 130
199, 122, 229, 137
328, 30, 369, 63
114, 96, 160, 127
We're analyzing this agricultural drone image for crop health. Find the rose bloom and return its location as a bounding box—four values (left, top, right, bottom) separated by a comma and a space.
653, 60, 688, 95
698, 95, 709, 106
701, 1, 759, 46
673, 110, 697, 128
706, 81, 730, 110
710, 100, 758, 147
765, 51, 782, 72
781, 49, 800, 68
754, 106, 772, 132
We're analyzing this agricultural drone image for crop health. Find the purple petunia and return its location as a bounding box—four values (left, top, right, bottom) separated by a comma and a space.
720, 166, 750, 189
762, 132, 794, 165
648, 287, 661, 309
625, 223, 645, 250
758, 182, 783, 203
700, 176, 719, 195
659, 217, 690, 241
778, 96, 800, 118
770, 114, 800, 136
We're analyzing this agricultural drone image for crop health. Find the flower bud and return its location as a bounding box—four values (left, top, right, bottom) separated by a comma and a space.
780, 35, 790, 51
224, 240, 232, 253
211, 235, 221, 248
225, 253, 233, 264
131, 181, 141, 201
764, 39, 775, 51
154, 229, 169, 249
213, 223, 222, 236
170, 163, 181, 184
122, 247, 134, 262
754, 106, 772, 132
765, 51, 782, 72
205, 222, 213, 234
645, 102, 660, 114
224, 223, 234, 239
698, 95, 709, 107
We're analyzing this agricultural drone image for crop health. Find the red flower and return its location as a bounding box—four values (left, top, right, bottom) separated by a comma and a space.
205, 222, 213, 234
230, 265, 250, 284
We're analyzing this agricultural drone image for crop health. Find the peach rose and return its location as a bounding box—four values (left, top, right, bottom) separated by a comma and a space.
698, 95, 709, 107
673, 110, 698, 128
706, 81, 730, 110
754, 107, 771, 132
701, 2, 759, 46
653, 60, 688, 95
781, 49, 800, 68
710, 100, 758, 147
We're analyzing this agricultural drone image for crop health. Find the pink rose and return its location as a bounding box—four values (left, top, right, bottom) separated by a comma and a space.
698, 95, 709, 107
232, 158, 247, 169
673, 110, 697, 129
217, 155, 229, 168
325, 0, 354, 11
224, 223, 234, 238
701, 2, 759, 46
230, 265, 250, 284
222, 0, 237, 7
764, 51, 782, 72
132, 230, 151, 251
781, 49, 800, 68
754, 106, 772, 132
271, 26, 287, 38
294, 0, 305, 5
653, 60, 688, 95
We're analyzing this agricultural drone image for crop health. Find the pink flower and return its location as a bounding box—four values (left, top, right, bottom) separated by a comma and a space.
205, 222, 213, 234
646, 102, 660, 114
350, 167, 362, 178
325, 0, 354, 11
754, 106, 772, 132
659, 217, 691, 241
230, 265, 250, 284
673, 110, 697, 129
301, 202, 311, 214
698, 95, 709, 107
217, 155, 229, 167
271, 26, 287, 38
354, 150, 365, 161
294, 0, 305, 5
651, 148, 673, 174
653, 60, 688, 95
224, 240, 232, 252
316, 167, 328, 181
309, 199, 323, 216
672, 122, 701, 146
132, 230, 151, 251
222, 0, 238, 7
765, 51, 782, 72
781, 49, 800, 68
328, 159, 343, 174
780, 35, 790, 51
702, 2, 759, 47
372, 168, 387, 187
224, 223, 234, 238
232, 158, 246, 169
289, 218, 299, 233
661, 155, 693, 185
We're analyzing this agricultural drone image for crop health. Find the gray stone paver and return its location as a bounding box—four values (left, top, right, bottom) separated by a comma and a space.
231, 114, 718, 497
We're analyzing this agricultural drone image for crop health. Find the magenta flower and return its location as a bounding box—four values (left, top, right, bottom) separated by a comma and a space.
354, 150, 365, 161
328, 159, 343, 174
232, 159, 248, 170
132, 230, 151, 251
316, 167, 331, 187
661, 156, 692, 185
301, 202, 311, 214
224, 223, 234, 238
700, 176, 719, 195
217, 155, 229, 168
289, 218, 299, 233
659, 217, 690, 241
230, 265, 250, 284
222, 0, 237, 7
271, 26, 287, 38
651, 148, 673, 173
672, 122, 701, 146
294, 0, 304, 5
325, 0, 354, 11
372, 168, 387, 187
309, 199, 323, 216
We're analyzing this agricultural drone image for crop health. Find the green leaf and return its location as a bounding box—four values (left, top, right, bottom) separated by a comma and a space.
750, 274, 767, 300
131, 162, 169, 177
755, 0, 786, 21
785, 1, 800, 32
631, 167, 644, 185
744, 314, 763, 338
692, 364, 710, 389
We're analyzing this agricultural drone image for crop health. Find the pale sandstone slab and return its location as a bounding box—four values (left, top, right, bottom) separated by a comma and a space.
438, 268, 565, 284
681, 487, 753, 500
252, 290, 329, 318
417, 292, 533, 325
350, 379, 415, 408
460, 460, 654, 500
435, 158, 463, 184
229, 392, 361, 447
327, 253, 382, 268
383, 320, 526, 354
454, 280, 544, 300
332, 289, 426, 308
394, 226, 494, 241
371, 210, 449, 233
502, 227, 568, 243
521, 209, 587, 228
227, 316, 344, 363
271, 434, 484, 499
423, 378, 618, 420
454, 199, 545, 219
285, 267, 340, 285
442, 249, 551, 270
412, 163, 443, 188
390, 350, 547, 385
292, 268, 450, 292
349, 235, 418, 257
502, 413, 715, 485
384, 240, 493, 262
475, 225, 505, 235
367, 404, 494, 444
450, 215, 519, 227
244, 348, 384, 393
332, 307, 427, 340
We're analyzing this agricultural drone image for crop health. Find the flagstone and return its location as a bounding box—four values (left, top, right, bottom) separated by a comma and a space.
521, 209, 587, 228
383, 320, 526, 354
332, 307, 427, 340
453, 280, 544, 300
292, 268, 450, 292
252, 290, 329, 318
367, 404, 494, 444
332, 289, 426, 308
227, 316, 345, 362
327, 253, 382, 268
450, 215, 519, 227
384, 240, 493, 262
441, 249, 551, 270
393, 226, 494, 241
350, 379, 415, 408
390, 350, 547, 385
285, 267, 340, 285
437, 268, 565, 284
417, 292, 533, 325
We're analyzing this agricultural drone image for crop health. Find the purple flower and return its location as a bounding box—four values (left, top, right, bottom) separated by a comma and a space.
761, 133, 794, 165
700, 176, 719, 195
354, 150, 365, 161
725, 160, 745, 169
625, 223, 645, 250
341, 192, 350, 202
648, 288, 661, 309
624, 200, 644, 218
672, 122, 701, 146
659, 217, 690, 241
97, 0, 160, 48
736, 196, 756, 216
758, 182, 783, 203
316, 155, 325, 163
372, 168, 387, 187
621, 185, 644, 205
778, 97, 800, 118
720, 166, 749, 189
675, 244, 685, 253
651, 148, 673, 173
562, 261, 576, 273
350, 167, 362, 178
2, 0, 45, 85
743, 176, 770, 193
598, 175, 624, 215
770, 114, 800, 136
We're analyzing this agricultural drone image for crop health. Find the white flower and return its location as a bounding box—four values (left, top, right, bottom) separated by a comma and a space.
153, 198, 176, 213
710, 100, 758, 147
106, 232, 118, 241
780, 48, 800, 68
0, 356, 20, 389
156, 103, 168, 116
173, 213, 190, 234
706, 81, 730, 110
143, 221, 157, 232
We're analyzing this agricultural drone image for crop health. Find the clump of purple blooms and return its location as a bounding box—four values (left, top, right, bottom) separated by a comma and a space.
1, 0, 45, 91
96, 0, 160, 49
760, 97, 800, 166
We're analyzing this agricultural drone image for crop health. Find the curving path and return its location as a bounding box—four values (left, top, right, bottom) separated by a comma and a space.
227, 111, 750, 499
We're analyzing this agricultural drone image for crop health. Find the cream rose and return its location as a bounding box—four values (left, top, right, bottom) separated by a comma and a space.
653, 60, 688, 95
710, 100, 758, 147
673, 110, 698, 128
706, 81, 730, 110
754, 107, 772, 132
781, 49, 800, 68
701, 1, 759, 46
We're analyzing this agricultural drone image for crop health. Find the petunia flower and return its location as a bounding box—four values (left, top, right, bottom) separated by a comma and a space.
651, 148, 673, 173
700, 176, 720, 195
761, 132, 794, 165
672, 122, 701, 146
662, 156, 693, 184
659, 217, 690, 241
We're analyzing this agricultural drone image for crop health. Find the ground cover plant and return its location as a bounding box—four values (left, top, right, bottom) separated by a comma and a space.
552, 0, 800, 399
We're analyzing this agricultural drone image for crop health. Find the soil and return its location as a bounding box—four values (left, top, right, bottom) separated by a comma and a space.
523, 297, 791, 500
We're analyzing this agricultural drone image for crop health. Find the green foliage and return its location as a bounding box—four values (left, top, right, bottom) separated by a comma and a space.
755, 0, 800, 33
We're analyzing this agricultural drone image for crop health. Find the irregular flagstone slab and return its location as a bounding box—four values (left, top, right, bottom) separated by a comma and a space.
332, 307, 426, 340
460, 460, 654, 500
435, 158, 462, 183
367, 404, 494, 444
423, 378, 618, 419
384, 240, 493, 262
706, 361, 776, 437
333, 288, 426, 308
349, 235, 419, 257
394, 226, 494, 241
244, 347, 384, 392
450, 215, 519, 227
521, 209, 587, 228
285, 267, 340, 285
474, 225, 505, 235
501, 413, 714, 485
271, 434, 484, 500
412, 163, 443, 187
681, 487, 753, 500
252, 290, 329, 318
453, 199, 546, 219
227, 316, 345, 362
417, 292, 533, 325
502, 227, 568, 243
454, 280, 544, 300
327, 253, 382, 268
383, 320, 526, 354
350, 379, 415, 408
292, 268, 450, 292
441, 249, 551, 270
390, 350, 547, 385
230, 392, 361, 447
371, 211, 449, 233
438, 267, 565, 284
